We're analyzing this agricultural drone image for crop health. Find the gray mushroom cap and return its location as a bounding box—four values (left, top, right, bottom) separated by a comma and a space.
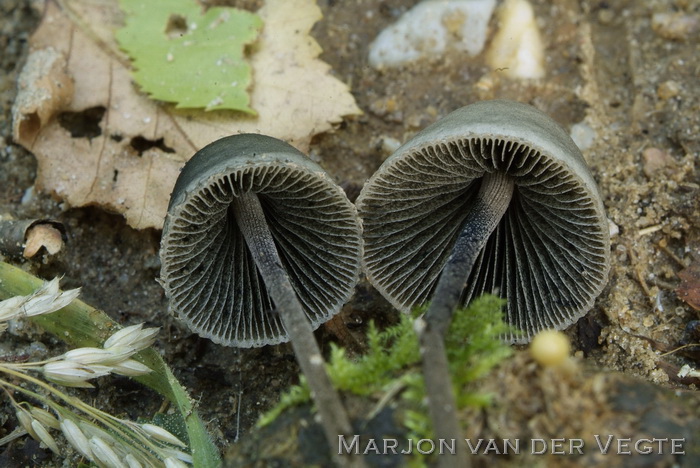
356, 100, 611, 343
160, 134, 362, 347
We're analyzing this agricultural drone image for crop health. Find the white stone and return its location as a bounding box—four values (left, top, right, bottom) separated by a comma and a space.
368, 0, 497, 69
486, 0, 545, 79
570, 121, 596, 151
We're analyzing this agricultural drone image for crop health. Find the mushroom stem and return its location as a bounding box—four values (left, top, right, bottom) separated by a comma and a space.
418, 171, 514, 465
231, 191, 359, 467
427, 171, 515, 337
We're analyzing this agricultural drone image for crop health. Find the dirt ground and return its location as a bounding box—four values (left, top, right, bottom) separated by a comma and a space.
1, 0, 699, 467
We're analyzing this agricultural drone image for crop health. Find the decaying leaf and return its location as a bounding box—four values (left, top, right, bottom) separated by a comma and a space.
12, 47, 73, 145
677, 259, 700, 310
116, 0, 262, 112
12, 0, 361, 230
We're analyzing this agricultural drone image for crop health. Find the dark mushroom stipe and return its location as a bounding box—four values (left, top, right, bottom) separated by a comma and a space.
417, 171, 514, 468
424, 171, 514, 337
357, 100, 611, 465
160, 134, 366, 467
230, 190, 355, 463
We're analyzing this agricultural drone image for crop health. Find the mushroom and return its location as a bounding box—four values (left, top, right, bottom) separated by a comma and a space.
160, 134, 363, 465
356, 100, 610, 458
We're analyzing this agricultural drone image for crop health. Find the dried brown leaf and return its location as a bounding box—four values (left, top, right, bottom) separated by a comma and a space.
12, 47, 74, 144
12, 0, 360, 230
677, 259, 700, 310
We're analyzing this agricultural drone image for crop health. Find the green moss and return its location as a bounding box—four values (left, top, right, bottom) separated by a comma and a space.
257, 379, 311, 428
259, 294, 515, 444
325, 313, 420, 396
445, 294, 516, 408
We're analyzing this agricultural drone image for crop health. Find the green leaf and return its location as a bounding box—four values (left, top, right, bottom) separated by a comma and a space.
0, 262, 221, 467
116, 0, 262, 113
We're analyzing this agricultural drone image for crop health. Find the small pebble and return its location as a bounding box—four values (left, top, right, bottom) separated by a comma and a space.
598, 8, 614, 25
486, 0, 545, 79
21, 186, 35, 205
474, 73, 499, 98
641, 147, 674, 178
368, 97, 397, 117
570, 121, 596, 151
369, 96, 403, 123
651, 12, 699, 41
657, 80, 681, 100
379, 136, 401, 157
406, 113, 423, 128
368, 0, 497, 68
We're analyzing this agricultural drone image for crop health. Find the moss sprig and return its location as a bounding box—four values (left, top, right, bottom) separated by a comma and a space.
260, 294, 516, 445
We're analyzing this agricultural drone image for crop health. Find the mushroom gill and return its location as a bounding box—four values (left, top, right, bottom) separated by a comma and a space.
160, 134, 362, 348
357, 100, 610, 343
160, 134, 363, 466
356, 100, 610, 461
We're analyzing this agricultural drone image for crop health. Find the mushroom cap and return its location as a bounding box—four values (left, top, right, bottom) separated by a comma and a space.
356, 100, 610, 343
160, 134, 362, 347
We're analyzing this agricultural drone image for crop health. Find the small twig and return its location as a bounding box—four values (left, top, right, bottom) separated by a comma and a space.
659, 343, 700, 357
625, 242, 652, 297
366, 380, 407, 422
648, 277, 678, 290
634, 268, 652, 297
637, 224, 663, 237
234, 390, 243, 443
657, 241, 689, 268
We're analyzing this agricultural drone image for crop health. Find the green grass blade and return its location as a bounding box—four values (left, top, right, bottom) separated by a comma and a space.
0, 261, 221, 467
